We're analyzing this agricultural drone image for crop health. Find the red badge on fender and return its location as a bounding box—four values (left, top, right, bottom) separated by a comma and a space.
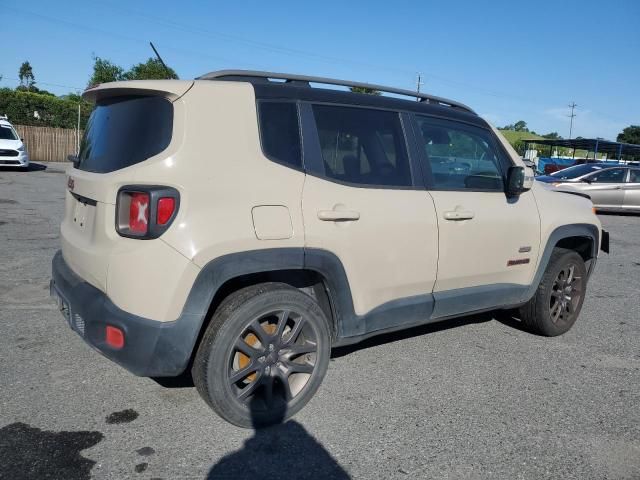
67, 177, 75, 190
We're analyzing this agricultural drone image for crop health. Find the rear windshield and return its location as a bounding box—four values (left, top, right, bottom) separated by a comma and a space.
77, 96, 173, 173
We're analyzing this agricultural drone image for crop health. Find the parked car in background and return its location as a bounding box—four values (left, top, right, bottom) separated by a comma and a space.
0, 116, 29, 169
537, 163, 640, 212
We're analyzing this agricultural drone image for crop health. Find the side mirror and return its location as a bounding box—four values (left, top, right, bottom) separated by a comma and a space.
506, 166, 531, 197
581, 177, 592, 183
67, 154, 80, 168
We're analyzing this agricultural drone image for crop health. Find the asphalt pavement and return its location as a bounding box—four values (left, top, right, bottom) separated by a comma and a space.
1, 163, 638, 480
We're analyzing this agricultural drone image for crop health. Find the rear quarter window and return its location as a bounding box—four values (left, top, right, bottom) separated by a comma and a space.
78, 96, 173, 173
258, 101, 302, 169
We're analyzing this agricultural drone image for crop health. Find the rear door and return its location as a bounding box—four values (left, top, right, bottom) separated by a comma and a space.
623, 168, 640, 210
300, 104, 438, 335
580, 167, 627, 209
412, 115, 540, 318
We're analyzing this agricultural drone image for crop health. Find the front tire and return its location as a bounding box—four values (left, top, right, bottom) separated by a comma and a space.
192, 283, 331, 428
519, 248, 587, 336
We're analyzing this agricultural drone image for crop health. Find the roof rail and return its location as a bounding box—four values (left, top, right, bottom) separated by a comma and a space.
197, 70, 475, 113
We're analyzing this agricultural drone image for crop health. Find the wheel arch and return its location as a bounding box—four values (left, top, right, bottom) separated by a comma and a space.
522, 223, 599, 303
180, 248, 354, 372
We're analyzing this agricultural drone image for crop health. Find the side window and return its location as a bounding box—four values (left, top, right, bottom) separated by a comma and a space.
588, 168, 626, 183
415, 116, 505, 191
629, 169, 640, 183
311, 105, 412, 187
258, 102, 302, 169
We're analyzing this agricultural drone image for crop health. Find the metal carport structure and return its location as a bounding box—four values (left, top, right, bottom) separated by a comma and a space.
524, 138, 640, 161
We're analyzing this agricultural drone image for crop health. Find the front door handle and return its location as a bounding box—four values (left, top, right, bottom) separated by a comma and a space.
317, 210, 360, 221
443, 210, 475, 221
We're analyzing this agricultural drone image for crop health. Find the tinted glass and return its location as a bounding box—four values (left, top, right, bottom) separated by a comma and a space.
0, 125, 18, 140
416, 116, 504, 190
258, 102, 302, 169
551, 164, 607, 179
312, 105, 411, 187
628, 169, 640, 183
588, 168, 626, 183
78, 96, 173, 173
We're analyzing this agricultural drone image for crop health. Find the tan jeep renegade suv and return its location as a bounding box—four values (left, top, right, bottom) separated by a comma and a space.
51, 71, 609, 427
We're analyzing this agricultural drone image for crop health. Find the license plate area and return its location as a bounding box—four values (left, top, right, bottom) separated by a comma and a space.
51, 282, 73, 328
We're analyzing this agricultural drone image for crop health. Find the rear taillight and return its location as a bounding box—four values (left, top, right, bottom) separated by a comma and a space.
157, 197, 176, 225
129, 192, 150, 234
116, 186, 179, 239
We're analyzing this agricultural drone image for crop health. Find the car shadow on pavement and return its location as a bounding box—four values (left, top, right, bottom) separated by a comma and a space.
207, 397, 350, 480
1, 162, 47, 172
331, 311, 494, 359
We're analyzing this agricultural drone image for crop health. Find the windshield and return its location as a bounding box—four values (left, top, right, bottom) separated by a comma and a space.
77, 95, 173, 173
0, 125, 18, 140
550, 164, 605, 179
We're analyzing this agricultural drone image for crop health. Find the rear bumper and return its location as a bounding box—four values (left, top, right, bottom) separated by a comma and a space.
50, 250, 198, 377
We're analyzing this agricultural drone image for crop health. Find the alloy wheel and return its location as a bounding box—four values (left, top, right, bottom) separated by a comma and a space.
549, 263, 583, 324
228, 309, 318, 411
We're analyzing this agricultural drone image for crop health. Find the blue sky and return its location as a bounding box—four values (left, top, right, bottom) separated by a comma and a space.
2, 0, 638, 140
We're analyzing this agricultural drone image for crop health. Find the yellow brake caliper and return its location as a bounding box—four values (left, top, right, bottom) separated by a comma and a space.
238, 324, 277, 382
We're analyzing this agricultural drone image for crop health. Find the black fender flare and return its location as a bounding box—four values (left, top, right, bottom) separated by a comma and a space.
519, 223, 599, 303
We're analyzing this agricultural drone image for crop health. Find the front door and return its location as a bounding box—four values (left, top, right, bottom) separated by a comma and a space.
413, 115, 541, 318
301, 104, 439, 336
580, 167, 628, 209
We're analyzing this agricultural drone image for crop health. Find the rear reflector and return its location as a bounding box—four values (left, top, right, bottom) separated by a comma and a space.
129, 192, 150, 234
105, 326, 125, 349
157, 197, 175, 225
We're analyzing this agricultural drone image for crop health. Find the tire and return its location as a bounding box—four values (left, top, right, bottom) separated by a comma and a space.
519, 248, 588, 336
192, 282, 331, 428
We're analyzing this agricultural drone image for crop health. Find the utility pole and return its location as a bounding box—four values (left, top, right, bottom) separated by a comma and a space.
567, 102, 577, 139
76, 103, 81, 155
415, 73, 423, 102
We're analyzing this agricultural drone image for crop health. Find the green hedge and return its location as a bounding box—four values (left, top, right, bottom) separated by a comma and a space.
0, 88, 92, 129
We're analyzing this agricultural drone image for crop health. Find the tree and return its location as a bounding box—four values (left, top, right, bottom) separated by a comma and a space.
617, 125, 640, 145
123, 58, 178, 81
542, 132, 562, 140
350, 86, 381, 95
88, 56, 178, 87
87, 57, 125, 87
18, 61, 35, 90
513, 120, 528, 132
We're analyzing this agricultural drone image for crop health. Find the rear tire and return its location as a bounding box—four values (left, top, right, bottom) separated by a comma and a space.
192, 283, 331, 428
519, 248, 587, 336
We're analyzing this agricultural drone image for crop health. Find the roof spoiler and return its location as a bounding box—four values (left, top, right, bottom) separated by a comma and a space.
83, 80, 194, 103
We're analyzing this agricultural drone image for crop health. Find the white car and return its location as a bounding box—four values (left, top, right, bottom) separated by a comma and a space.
0, 116, 29, 169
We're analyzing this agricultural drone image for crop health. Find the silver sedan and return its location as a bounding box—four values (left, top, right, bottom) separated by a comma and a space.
536, 163, 640, 212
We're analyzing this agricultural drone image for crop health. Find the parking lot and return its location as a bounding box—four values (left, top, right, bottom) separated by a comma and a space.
0, 163, 638, 480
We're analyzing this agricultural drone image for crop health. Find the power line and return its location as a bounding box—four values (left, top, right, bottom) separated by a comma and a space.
0, 76, 83, 91
567, 102, 577, 139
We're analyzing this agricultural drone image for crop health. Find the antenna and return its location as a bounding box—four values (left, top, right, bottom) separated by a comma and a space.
567, 102, 577, 139
149, 42, 172, 77
415, 73, 424, 102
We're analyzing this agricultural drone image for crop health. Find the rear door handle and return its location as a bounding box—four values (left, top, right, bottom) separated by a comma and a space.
317, 210, 360, 221
443, 210, 475, 221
